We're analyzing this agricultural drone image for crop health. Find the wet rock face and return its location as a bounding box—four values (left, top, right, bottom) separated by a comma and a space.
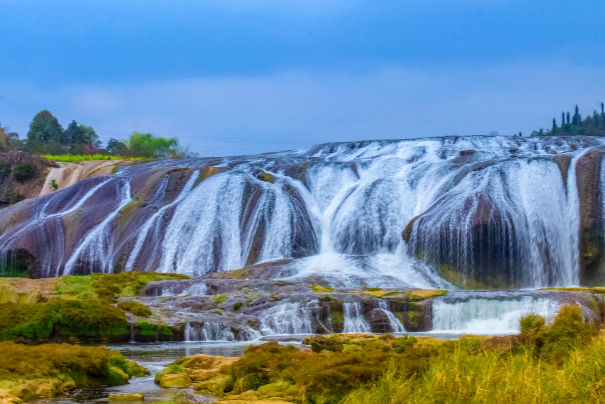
576, 148, 605, 285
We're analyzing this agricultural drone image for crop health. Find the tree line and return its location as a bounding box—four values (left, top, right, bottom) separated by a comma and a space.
0, 110, 193, 158
531, 103, 605, 137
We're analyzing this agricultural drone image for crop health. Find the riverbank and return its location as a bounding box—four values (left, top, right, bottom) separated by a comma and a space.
154, 304, 605, 403
0, 342, 146, 404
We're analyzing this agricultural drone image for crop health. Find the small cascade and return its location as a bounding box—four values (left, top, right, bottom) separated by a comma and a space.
183, 282, 208, 296
259, 301, 315, 335
342, 302, 371, 333
184, 322, 235, 341
64, 179, 132, 274
431, 296, 561, 335
374, 300, 405, 333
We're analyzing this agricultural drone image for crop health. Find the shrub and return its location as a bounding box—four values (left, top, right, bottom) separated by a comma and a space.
13, 163, 37, 182
117, 300, 152, 317
232, 302, 243, 311
51, 179, 58, 189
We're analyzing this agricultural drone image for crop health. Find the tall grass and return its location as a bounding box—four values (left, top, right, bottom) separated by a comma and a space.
40, 154, 142, 162
343, 305, 605, 404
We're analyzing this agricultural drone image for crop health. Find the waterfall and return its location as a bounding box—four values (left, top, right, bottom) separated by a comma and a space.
64, 179, 132, 274
375, 300, 405, 333
431, 296, 561, 335
1, 136, 603, 285
184, 322, 235, 341
0, 178, 112, 277
259, 301, 315, 335
342, 302, 371, 333
125, 171, 200, 272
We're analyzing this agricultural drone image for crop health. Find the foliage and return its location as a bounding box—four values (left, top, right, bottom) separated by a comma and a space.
125, 132, 188, 159
0, 299, 130, 341
532, 103, 605, 137
0, 272, 187, 342
232, 302, 243, 311
51, 179, 58, 189
41, 154, 139, 162
12, 163, 37, 182
26, 110, 64, 154
117, 300, 152, 317
55, 271, 190, 304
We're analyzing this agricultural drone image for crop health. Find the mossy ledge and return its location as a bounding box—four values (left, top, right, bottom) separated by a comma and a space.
0, 272, 188, 343
0, 341, 146, 404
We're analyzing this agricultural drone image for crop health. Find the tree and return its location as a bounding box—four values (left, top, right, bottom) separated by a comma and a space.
26, 110, 64, 154
552, 118, 558, 132
567, 112, 571, 124
106, 138, 130, 156
125, 132, 185, 158
64, 121, 86, 153
572, 105, 582, 125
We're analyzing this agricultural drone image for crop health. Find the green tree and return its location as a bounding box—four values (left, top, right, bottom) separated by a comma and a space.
125, 132, 184, 158
106, 138, 130, 156
26, 110, 64, 154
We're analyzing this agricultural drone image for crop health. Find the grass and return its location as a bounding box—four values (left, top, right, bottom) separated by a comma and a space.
117, 301, 152, 317
40, 154, 143, 162
0, 341, 143, 403
161, 304, 603, 404
0, 272, 188, 342
311, 285, 334, 293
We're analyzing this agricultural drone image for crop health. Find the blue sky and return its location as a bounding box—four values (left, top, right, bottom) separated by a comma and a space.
1, 0, 605, 156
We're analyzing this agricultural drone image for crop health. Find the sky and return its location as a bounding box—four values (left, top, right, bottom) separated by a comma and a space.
1, 0, 605, 156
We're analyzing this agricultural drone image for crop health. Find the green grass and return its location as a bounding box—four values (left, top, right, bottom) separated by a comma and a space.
117, 301, 152, 317
40, 154, 143, 162
311, 284, 334, 293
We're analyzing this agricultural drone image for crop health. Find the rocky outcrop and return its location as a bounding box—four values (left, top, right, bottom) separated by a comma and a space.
575, 148, 605, 285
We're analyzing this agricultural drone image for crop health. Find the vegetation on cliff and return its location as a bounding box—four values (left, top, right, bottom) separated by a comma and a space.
0, 341, 145, 404
156, 304, 605, 403
0, 272, 188, 342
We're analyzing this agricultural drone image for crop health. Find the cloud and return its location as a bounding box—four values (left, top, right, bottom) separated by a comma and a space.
1, 62, 604, 156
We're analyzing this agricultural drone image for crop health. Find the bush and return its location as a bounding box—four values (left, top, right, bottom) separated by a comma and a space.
117, 300, 152, 317
0, 300, 129, 341
12, 163, 37, 182
232, 302, 243, 311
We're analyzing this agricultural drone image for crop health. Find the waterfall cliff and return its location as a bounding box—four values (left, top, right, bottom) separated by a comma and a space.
1, 136, 604, 288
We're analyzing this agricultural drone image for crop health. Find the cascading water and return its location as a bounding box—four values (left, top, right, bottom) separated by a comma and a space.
184, 322, 235, 342
259, 301, 315, 335
1, 135, 603, 288
64, 179, 132, 274
374, 300, 405, 333
125, 171, 200, 272
431, 294, 561, 335
342, 302, 371, 333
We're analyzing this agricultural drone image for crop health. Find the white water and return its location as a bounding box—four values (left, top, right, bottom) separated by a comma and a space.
375, 300, 406, 333
64, 179, 132, 274
431, 297, 561, 335
1, 136, 602, 286
184, 322, 235, 341
343, 302, 371, 333
259, 301, 315, 335
125, 170, 200, 272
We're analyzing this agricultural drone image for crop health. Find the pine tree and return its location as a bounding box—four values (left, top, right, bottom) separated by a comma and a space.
567, 112, 571, 124
572, 105, 581, 125
552, 118, 558, 132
